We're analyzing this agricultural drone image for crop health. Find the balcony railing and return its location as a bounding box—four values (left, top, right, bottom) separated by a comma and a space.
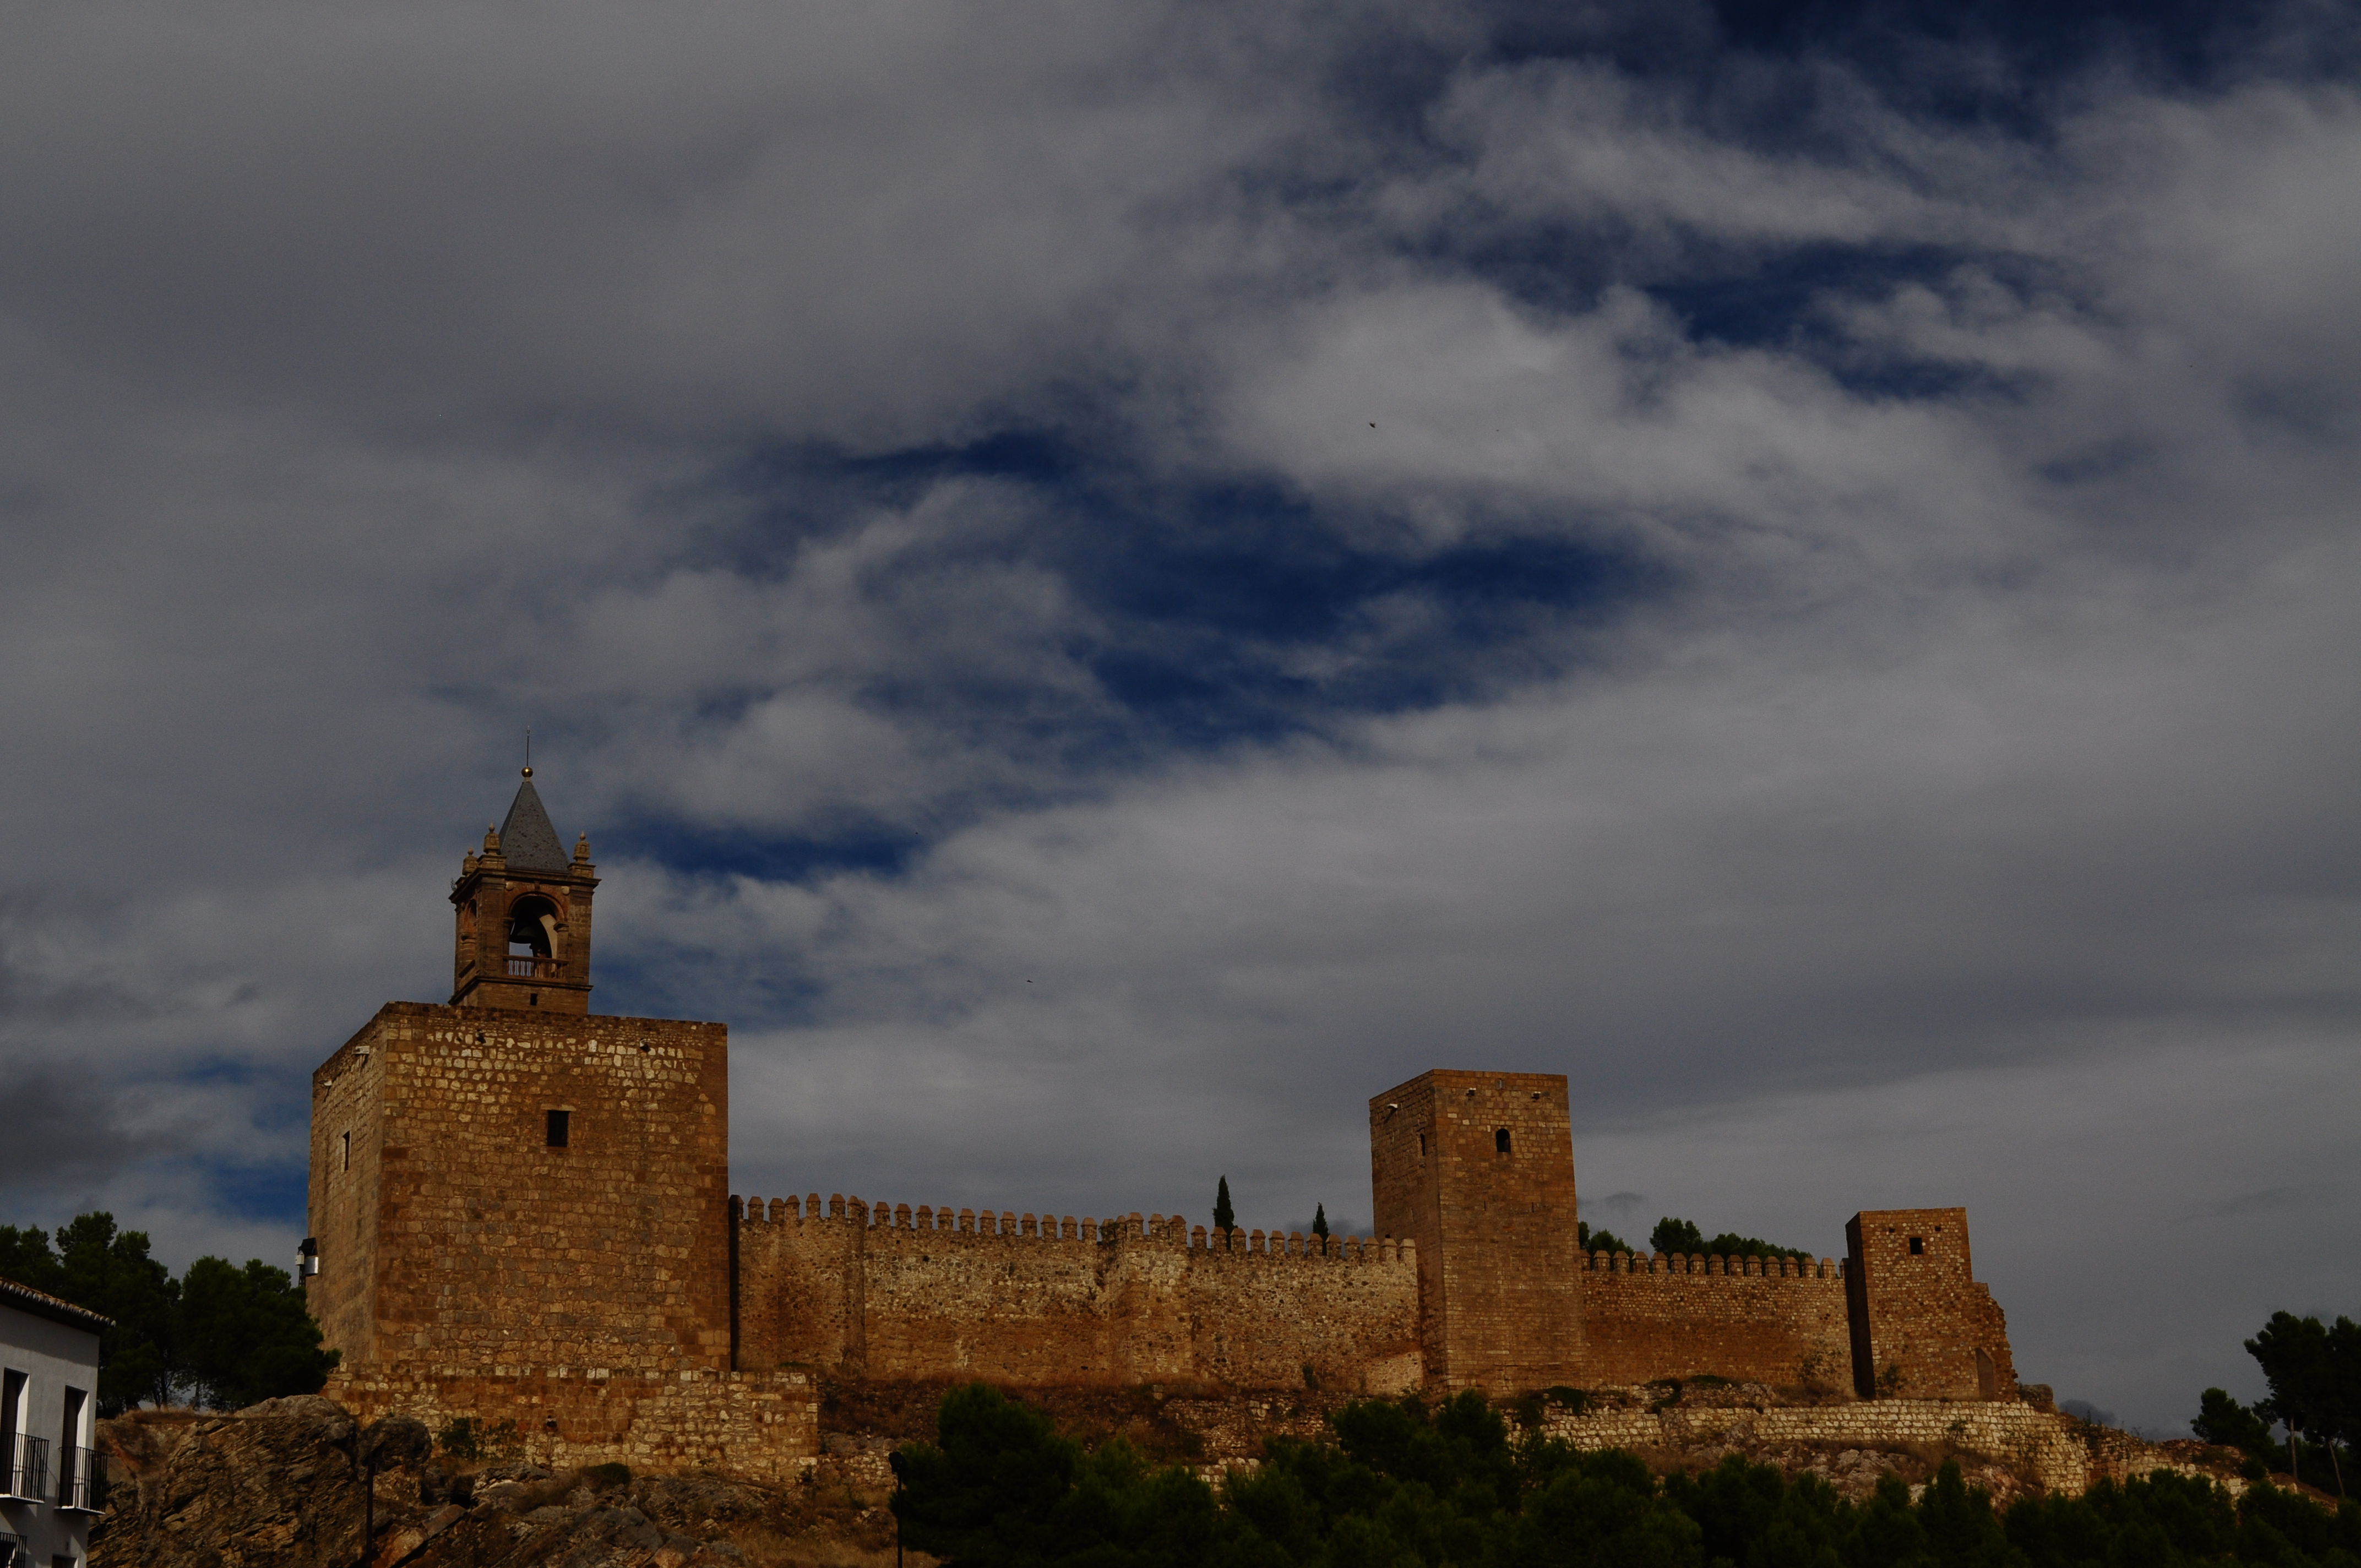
505, 955, 565, 978
1, 1433, 47, 1504
0, 1528, 27, 1568
57, 1444, 104, 1512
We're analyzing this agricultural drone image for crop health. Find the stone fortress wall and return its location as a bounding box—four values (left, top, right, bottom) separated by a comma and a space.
308, 785, 2033, 1490
1576, 1249, 1854, 1390
732, 1196, 1423, 1393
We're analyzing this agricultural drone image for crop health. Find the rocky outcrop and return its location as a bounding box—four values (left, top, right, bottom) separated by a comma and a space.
91, 1397, 873, 1567
94, 1396, 421, 1567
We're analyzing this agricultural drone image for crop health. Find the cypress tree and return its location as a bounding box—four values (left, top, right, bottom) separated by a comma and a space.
1312, 1204, 1330, 1240
1213, 1176, 1235, 1247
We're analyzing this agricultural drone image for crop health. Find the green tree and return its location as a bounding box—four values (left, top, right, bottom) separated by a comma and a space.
1310, 1205, 1328, 1243
1577, 1221, 1635, 1255
1650, 1217, 1706, 1256
892, 1382, 1080, 1562
1212, 1177, 1234, 1247
2195, 1387, 2287, 1472
2, 1211, 338, 1415
51, 1213, 179, 1415
0, 1224, 66, 1293
176, 1256, 339, 1410
1649, 1215, 1814, 1265
891, 1382, 2361, 1567
2248, 1311, 2358, 1495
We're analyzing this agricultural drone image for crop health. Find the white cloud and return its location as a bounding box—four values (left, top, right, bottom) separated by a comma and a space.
0, 1, 2352, 1433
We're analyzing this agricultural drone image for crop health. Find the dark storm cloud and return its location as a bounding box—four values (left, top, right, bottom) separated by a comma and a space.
0, 0, 2355, 1430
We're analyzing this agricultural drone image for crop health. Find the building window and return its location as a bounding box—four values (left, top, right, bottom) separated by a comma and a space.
547, 1109, 570, 1147
1908, 1235, 1924, 1255
2, 1366, 24, 1496
1495, 1128, 1511, 1154
1417, 1133, 1427, 1160
341, 1131, 351, 1172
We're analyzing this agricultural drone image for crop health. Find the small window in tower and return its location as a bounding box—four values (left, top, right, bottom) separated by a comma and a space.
1417, 1133, 1427, 1159
341, 1131, 351, 1172
1495, 1128, 1511, 1155
547, 1109, 570, 1148
1908, 1235, 1924, 1255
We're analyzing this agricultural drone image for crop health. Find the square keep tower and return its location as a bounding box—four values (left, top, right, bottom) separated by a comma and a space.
308, 1001, 732, 1378
1369, 1070, 1585, 1393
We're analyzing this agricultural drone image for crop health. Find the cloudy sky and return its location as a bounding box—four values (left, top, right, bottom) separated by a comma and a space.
3, 0, 2356, 1433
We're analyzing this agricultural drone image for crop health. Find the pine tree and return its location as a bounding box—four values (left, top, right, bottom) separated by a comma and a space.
1213, 1176, 1235, 1248
1312, 1205, 1330, 1240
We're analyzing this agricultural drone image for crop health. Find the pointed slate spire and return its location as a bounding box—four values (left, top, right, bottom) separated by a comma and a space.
498, 769, 569, 872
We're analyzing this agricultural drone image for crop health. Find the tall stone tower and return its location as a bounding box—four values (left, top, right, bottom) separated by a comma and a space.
1369, 1070, 1585, 1393
450, 768, 599, 1012
308, 772, 737, 1413
1845, 1208, 2017, 1401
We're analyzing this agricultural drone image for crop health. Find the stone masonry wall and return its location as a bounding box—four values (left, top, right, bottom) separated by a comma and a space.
1577, 1251, 1854, 1390
308, 1003, 733, 1379
308, 1015, 391, 1370
1846, 1210, 2017, 1401
332, 1368, 817, 1484
1370, 1071, 1585, 1393
734, 1197, 1422, 1395
1540, 1398, 2193, 1500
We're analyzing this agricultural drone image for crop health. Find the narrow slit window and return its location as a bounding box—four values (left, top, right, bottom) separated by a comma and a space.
1908, 1235, 1924, 1255
1495, 1128, 1512, 1154
1417, 1133, 1427, 1159
341, 1131, 351, 1171
546, 1109, 570, 1148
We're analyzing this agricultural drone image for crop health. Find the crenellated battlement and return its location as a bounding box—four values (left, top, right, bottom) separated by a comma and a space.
732, 1194, 1415, 1265
1584, 1250, 1845, 1280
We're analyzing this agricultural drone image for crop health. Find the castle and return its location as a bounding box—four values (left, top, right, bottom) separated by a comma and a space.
307, 774, 2020, 1478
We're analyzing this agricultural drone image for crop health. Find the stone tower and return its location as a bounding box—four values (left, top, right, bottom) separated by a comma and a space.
1369, 1069, 1586, 1393
1845, 1208, 2017, 1401
450, 768, 599, 1012
309, 772, 735, 1401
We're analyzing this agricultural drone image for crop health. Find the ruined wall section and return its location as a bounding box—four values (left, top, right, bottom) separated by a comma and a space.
1576, 1251, 1853, 1390
1846, 1208, 2016, 1401
734, 1197, 1420, 1393
313, 1002, 732, 1379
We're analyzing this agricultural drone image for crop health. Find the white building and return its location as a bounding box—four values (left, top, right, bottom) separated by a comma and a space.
0, 1277, 108, 1568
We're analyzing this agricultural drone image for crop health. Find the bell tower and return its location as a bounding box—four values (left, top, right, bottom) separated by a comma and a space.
450, 767, 598, 1012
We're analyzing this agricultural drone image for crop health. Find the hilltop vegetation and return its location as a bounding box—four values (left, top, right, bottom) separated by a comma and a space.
894, 1382, 2360, 1568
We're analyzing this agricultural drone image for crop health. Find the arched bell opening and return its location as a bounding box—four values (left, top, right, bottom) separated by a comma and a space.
506, 894, 565, 968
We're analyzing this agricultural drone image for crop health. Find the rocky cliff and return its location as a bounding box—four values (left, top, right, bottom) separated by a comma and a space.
93, 1397, 902, 1568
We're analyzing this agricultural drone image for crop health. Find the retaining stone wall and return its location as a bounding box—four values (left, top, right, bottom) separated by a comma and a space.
1541, 1397, 2195, 1498
330, 1368, 818, 1484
